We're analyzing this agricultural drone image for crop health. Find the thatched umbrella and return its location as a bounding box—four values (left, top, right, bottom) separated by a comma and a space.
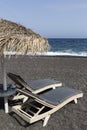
0, 19, 50, 113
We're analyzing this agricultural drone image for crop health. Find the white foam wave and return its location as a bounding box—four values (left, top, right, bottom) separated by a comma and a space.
42, 51, 87, 57
3, 51, 87, 57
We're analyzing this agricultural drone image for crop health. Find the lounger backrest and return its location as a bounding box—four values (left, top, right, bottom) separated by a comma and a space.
7, 73, 33, 92
18, 88, 55, 108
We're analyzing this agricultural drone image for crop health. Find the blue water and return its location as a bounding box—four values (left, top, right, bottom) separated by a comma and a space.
45, 38, 87, 57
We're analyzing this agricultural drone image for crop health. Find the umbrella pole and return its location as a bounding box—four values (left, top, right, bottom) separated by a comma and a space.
1, 55, 9, 113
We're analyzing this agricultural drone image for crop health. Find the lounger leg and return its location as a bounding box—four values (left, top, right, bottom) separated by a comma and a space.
74, 99, 77, 104
23, 97, 28, 103
53, 86, 56, 89
43, 115, 50, 127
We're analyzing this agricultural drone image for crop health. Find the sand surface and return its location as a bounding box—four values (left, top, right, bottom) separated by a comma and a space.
0, 56, 87, 130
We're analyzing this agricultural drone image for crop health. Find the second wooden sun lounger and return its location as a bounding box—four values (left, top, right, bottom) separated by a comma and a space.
11, 87, 83, 127
7, 73, 62, 94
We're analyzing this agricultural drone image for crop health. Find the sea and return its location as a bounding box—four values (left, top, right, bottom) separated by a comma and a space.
44, 38, 87, 57
4, 38, 87, 57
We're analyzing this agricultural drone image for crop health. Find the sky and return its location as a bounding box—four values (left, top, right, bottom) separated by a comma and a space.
0, 0, 87, 38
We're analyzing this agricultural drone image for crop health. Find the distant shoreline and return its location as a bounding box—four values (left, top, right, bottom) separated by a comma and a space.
4, 51, 87, 58
5, 55, 87, 59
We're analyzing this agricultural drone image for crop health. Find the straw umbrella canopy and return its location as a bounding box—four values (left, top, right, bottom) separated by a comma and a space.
0, 19, 50, 113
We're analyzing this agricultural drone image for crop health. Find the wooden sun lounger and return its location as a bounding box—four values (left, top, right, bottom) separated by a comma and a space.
7, 73, 62, 94
11, 87, 83, 127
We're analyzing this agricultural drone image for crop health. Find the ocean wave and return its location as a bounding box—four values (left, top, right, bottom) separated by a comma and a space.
3, 51, 87, 57
42, 51, 87, 57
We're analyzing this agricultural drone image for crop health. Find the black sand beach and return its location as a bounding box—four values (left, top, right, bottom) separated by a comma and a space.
0, 56, 87, 130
